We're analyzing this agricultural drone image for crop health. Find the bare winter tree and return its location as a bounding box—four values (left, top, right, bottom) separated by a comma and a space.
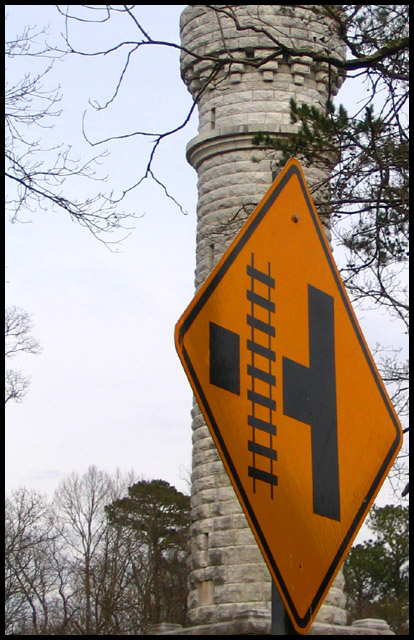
5, 488, 58, 634
5, 18, 137, 246
52, 466, 140, 634
52, 466, 115, 635
5, 469, 190, 635
5, 306, 41, 404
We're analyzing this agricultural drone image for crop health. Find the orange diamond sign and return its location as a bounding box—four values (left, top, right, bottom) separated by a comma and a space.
175, 158, 402, 634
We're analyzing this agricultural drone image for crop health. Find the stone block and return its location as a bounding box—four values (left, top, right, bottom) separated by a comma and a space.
189, 550, 208, 570
192, 532, 210, 551
227, 564, 265, 584
207, 547, 224, 566
293, 73, 305, 85
191, 477, 216, 496
333, 568, 345, 590
186, 588, 199, 610
230, 72, 242, 84
209, 529, 238, 548
216, 485, 237, 502
190, 517, 215, 537
236, 526, 259, 545
243, 581, 265, 602
292, 62, 311, 75
210, 498, 243, 517
352, 618, 394, 633
190, 502, 211, 522
187, 603, 217, 626
213, 582, 245, 604
323, 585, 347, 609
223, 544, 264, 565
262, 70, 274, 82
316, 603, 348, 626
204, 564, 227, 584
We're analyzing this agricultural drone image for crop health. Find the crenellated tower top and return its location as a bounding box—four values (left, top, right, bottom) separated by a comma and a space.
180, 5, 346, 150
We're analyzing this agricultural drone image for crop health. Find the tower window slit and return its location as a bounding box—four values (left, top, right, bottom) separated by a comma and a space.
210, 107, 216, 130
208, 243, 214, 269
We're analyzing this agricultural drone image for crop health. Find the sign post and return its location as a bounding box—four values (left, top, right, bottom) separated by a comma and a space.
272, 582, 299, 635
175, 158, 402, 634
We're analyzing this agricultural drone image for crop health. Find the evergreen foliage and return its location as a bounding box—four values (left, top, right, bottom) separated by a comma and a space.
5, 470, 190, 635
344, 504, 409, 634
106, 479, 190, 631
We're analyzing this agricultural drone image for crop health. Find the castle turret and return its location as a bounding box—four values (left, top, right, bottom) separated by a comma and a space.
173, 6, 394, 636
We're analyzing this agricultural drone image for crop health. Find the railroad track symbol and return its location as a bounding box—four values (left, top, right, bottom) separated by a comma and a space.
209, 253, 340, 519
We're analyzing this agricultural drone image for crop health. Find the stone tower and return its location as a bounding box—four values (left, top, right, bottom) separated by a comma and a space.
169, 5, 394, 636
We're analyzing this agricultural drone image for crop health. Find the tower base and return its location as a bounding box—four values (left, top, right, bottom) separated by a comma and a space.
148, 612, 395, 635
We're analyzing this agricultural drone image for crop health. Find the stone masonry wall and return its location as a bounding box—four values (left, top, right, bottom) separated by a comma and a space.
180, 5, 347, 629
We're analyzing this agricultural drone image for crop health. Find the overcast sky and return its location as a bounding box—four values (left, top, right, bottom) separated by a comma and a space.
5, 5, 407, 540
5, 4, 198, 496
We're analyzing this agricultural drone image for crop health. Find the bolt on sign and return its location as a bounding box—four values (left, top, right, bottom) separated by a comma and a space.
175, 158, 403, 634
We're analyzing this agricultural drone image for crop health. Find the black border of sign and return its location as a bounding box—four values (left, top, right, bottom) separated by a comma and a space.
176, 161, 402, 630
